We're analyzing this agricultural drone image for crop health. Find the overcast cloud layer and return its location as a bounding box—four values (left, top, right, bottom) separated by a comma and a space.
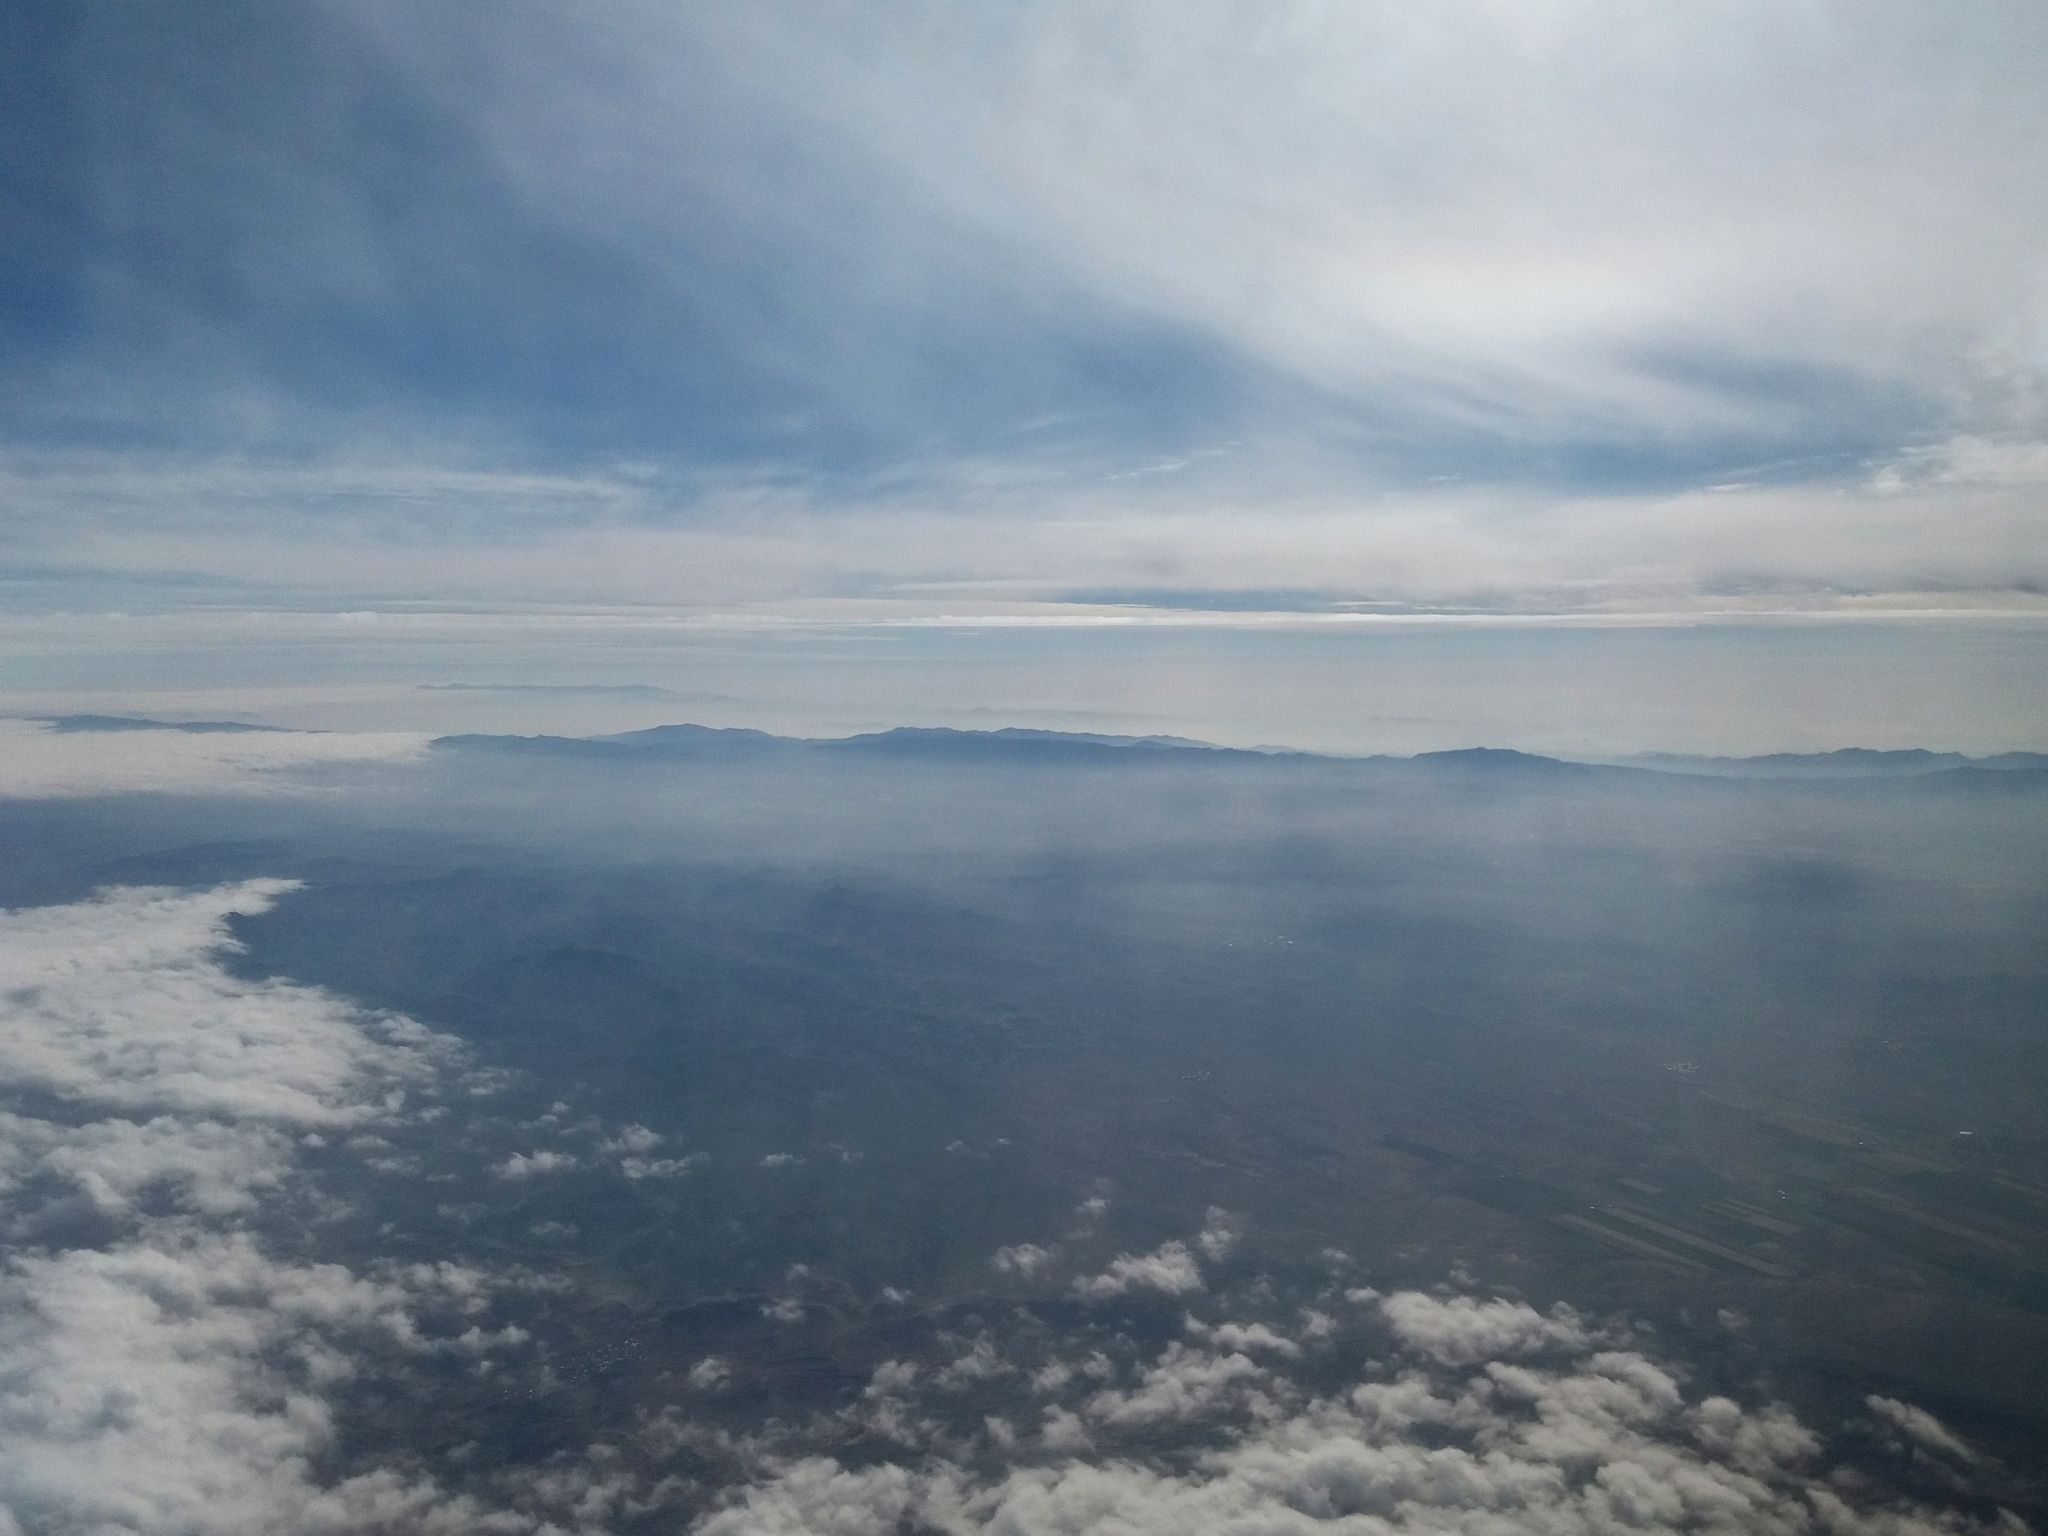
4, 1, 2047, 627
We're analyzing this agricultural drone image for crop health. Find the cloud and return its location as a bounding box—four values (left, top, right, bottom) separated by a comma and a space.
686, 1357, 732, 1393
6, 4, 2046, 627
1083, 1341, 1274, 1427
992, 1242, 1057, 1278
600, 1124, 664, 1155
618, 1153, 707, 1180
1072, 1238, 1205, 1299
0, 719, 428, 800
0, 1110, 291, 1217
493, 1150, 579, 1179
1195, 1205, 1241, 1262
40, 4, 2048, 458
0, 880, 451, 1127
0, 880, 540, 1534
696, 1282, 2031, 1536
0, 1231, 511, 1536
1374, 1290, 1593, 1366
1184, 1316, 1302, 1360
1868, 1396, 1982, 1465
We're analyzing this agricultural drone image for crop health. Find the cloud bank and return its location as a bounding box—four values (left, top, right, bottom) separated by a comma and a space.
0, 882, 537, 1534
0, 720, 427, 799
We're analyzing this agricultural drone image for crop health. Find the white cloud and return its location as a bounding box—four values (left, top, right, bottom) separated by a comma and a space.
0, 881, 539, 1534
618, 1152, 706, 1180
1073, 1238, 1205, 1300
687, 1357, 732, 1393
0, 1111, 291, 1218
601, 1123, 663, 1155
991, 1242, 1057, 1278
1196, 1206, 1241, 1262
1375, 1290, 1592, 1366
0, 1232, 515, 1536
697, 1284, 2027, 1536
934, 1338, 1010, 1391
1185, 1316, 1302, 1360
0, 880, 452, 1127
0, 719, 427, 800
1084, 1342, 1273, 1428
493, 1150, 579, 1179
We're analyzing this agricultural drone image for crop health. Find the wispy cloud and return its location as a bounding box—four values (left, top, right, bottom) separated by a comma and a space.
4, 4, 2045, 629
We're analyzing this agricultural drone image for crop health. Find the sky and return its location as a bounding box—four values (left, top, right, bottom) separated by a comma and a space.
3, 1, 2047, 750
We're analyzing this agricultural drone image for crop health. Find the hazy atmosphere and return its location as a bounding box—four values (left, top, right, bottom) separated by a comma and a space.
6, 1, 2048, 747
3, 5, 2046, 1534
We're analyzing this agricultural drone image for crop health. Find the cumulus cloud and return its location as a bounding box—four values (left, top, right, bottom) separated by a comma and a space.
493, 1150, 579, 1179
1375, 1289, 1592, 1366
0, 882, 538, 1534
1084, 1341, 1275, 1428
1196, 1205, 1241, 1262
1185, 1315, 1303, 1360
992, 1242, 1057, 1278
1073, 1239, 1205, 1299
0, 1110, 292, 1218
0, 880, 452, 1126
601, 1123, 663, 1155
696, 1283, 2030, 1536
0, 1232, 526, 1534
687, 1357, 732, 1393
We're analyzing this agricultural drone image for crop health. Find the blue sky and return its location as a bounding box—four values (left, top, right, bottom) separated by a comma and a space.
2, 1, 2046, 746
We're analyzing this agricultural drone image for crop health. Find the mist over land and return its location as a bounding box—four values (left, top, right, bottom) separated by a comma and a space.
2, 721, 2046, 1531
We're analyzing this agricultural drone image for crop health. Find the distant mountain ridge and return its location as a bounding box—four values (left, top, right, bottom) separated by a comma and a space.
1625, 748, 2048, 778
430, 723, 2048, 782
433, 722, 1283, 767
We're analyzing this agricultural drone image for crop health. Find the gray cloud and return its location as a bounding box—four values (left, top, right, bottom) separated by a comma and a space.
1869, 1396, 1983, 1467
